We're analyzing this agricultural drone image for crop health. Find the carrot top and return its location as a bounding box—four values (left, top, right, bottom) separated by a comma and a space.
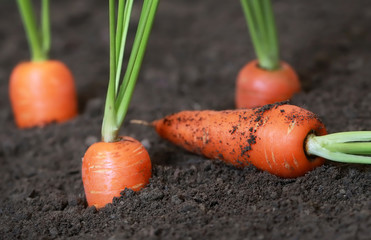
307, 131, 371, 164
16, 0, 50, 62
240, 0, 280, 70
101, 0, 159, 143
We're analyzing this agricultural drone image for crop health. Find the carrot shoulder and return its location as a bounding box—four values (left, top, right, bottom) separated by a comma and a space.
153, 104, 326, 178
9, 60, 78, 128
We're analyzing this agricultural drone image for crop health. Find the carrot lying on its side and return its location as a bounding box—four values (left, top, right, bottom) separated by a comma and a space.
10, 60, 77, 128
82, 137, 151, 209
150, 103, 371, 178
153, 103, 324, 178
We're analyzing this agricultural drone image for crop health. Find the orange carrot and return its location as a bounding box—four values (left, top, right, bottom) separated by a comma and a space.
81, 0, 159, 209
10, 0, 78, 128
152, 103, 371, 177
236, 0, 301, 108
152, 103, 326, 178
82, 137, 151, 209
236, 60, 300, 108
9, 60, 78, 128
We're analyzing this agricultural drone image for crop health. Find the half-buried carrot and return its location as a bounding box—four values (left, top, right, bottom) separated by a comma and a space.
10, 0, 77, 128
82, 136, 151, 208
82, 0, 159, 209
150, 103, 371, 178
236, 0, 300, 108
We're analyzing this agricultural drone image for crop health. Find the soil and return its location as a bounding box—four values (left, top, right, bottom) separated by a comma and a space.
0, 0, 370, 239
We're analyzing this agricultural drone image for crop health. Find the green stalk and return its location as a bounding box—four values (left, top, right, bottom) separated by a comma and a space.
115, 0, 158, 127
240, 0, 280, 70
262, 0, 279, 69
114, 0, 133, 94
101, 0, 159, 142
102, 0, 119, 143
16, 0, 49, 61
240, 0, 265, 67
306, 132, 371, 164
41, 0, 50, 56
115, 0, 126, 65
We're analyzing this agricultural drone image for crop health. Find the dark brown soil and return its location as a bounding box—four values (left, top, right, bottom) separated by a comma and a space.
0, 0, 370, 239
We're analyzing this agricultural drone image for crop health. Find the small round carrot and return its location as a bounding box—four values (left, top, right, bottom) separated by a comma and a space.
82, 136, 151, 209
236, 0, 301, 108
236, 60, 300, 108
9, 60, 78, 128
82, 0, 159, 209
151, 103, 371, 178
10, 0, 78, 128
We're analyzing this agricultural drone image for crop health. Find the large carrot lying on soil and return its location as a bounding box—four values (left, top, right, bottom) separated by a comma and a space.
150, 103, 371, 178
82, 0, 159, 209
10, 0, 77, 128
236, 0, 300, 108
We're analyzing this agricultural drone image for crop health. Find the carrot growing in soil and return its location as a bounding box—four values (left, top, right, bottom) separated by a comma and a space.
236, 0, 300, 108
10, 0, 78, 128
147, 103, 371, 178
82, 0, 159, 209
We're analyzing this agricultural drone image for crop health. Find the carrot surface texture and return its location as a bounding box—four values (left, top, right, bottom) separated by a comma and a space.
82, 0, 159, 209
150, 103, 371, 178
10, 0, 77, 128
236, 0, 300, 108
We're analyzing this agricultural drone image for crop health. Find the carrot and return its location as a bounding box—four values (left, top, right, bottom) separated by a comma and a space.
236, 0, 301, 108
10, 61, 77, 128
10, 0, 77, 128
236, 60, 300, 109
151, 103, 371, 178
82, 136, 151, 209
82, 0, 159, 209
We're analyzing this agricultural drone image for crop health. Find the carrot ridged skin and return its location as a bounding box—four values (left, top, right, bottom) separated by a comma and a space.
82, 136, 151, 209
236, 60, 301, 109
154, 104, 327, 178
9, 60, 78, 128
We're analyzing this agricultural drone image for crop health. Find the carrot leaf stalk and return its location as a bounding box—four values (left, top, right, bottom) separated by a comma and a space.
101, 0, 159, 143
16, 0, 50, 62
240, 0, 280, 70
306, 132, 371, 164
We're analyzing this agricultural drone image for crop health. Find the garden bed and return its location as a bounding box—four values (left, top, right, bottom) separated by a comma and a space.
0, 0, 370, 239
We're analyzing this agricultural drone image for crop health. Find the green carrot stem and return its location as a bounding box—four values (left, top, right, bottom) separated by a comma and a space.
114, 0, 133, 95
240, 0, 280, 70
101, 0, 159, 142
102, 0, 119, 143
115, 1, 151, 106
115, 0, 158, 127
41, 0, 50, 56
240, 0, 265, 67
261, 0, 279, 68
16, 0, 48, 61
115, 0, 125, 65
313, 131, 371, 143
306, 133, 371, 164
324, 142, 371, 155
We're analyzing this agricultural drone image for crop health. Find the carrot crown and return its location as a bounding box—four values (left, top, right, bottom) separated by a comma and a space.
101, 0, 159, 143
307, 132, 371, 164
240, 0, 280, 70
16, 0, 50, 62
